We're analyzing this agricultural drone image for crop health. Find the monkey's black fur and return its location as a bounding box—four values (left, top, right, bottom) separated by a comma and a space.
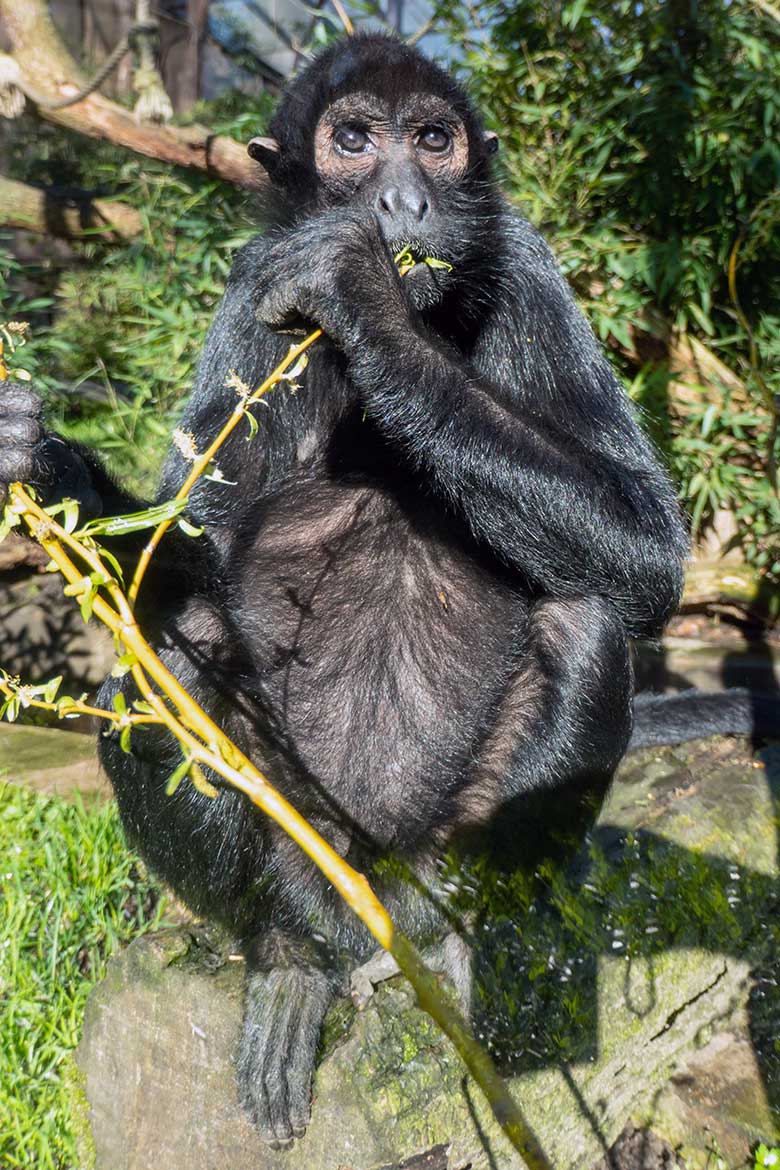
2, 32, 771, 1149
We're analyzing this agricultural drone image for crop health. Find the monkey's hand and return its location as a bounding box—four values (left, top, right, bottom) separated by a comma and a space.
238, 931, 344, 1147
0, 384, 102, 517
254, 209, 406, 347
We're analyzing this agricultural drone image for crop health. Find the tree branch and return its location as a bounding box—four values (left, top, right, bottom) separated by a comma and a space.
0, 174, 142, 239
752, 0, 780, 27
0, 0, 267, 192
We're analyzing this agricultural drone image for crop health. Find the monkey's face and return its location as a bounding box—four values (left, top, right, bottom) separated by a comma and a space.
247, 36, 500, 311
314, 92, 466, 304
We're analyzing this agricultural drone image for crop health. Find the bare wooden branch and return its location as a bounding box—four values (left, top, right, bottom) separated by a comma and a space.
753, 0, 780, 27
0, 174, 142, 239
0, 0, 267, 192
330, 0, 355, 35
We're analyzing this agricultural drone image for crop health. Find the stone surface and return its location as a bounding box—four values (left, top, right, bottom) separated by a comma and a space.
649, 1024, 780, 1169
74, 738, 780, 1170
591, 1125, 681, 1169
0, 567, 114, 693
636, 635, 780, 695
0, 722, 108, 800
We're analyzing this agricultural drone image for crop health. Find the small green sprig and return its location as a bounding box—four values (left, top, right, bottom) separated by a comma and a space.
393, 246, 454, 276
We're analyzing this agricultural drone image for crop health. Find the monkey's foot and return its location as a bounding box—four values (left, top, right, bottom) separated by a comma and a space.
238, 954, 336, 1147
349, 931, 472, 1014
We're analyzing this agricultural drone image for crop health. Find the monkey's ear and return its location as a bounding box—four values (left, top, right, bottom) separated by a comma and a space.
483, 130, 500, 155
247, 136, 281, 173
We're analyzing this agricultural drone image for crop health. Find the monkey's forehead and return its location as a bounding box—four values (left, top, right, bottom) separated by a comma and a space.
315, 92, 466, 129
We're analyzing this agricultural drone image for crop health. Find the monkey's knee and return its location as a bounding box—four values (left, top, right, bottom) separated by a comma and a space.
530, 594, 633, 748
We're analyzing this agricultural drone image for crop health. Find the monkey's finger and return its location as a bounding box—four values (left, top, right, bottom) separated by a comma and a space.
0, 384, 43, 417
246, 1074, 277, 1147
263, 1058, 294, 1148
0, 417, 41, 445
285, 999, 322, 1136
240, 1059, 287, 1148
0, 449, 37, 484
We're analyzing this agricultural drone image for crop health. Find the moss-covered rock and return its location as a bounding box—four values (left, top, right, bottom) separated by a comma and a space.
75, 738, 780, 1169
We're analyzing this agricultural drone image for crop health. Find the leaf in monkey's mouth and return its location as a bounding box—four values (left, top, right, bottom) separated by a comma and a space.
393, 247, 454, 277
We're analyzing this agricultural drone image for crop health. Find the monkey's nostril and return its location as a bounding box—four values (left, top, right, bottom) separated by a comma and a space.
377, 187, 403, 216
418, 197, 430, 221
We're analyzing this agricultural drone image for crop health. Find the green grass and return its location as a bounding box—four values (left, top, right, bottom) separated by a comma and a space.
0, 781, 163, 1169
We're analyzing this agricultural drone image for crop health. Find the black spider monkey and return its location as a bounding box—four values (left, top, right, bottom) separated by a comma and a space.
0, 31, 773, 1149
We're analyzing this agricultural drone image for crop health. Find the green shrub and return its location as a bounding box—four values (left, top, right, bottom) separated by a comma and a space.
434, 0, 780, 574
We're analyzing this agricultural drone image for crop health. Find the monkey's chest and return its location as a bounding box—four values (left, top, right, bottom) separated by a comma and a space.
235, 480, 525, 840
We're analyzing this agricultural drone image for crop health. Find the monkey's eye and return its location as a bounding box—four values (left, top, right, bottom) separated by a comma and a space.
334, 125, 371, 155
416, 126, 451, 153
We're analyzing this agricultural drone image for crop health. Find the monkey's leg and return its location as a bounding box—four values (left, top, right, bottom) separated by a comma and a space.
457, 594, 634, 861
238, 930, 344, 1148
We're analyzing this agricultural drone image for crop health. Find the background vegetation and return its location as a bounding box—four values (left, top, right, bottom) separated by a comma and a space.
433, 0, 780, 576
7, 0, 778, 571
0, 784, 163, 1169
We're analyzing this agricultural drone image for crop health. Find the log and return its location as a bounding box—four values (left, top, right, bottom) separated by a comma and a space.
73, 738, 780, 1170
683, 559, 780, 622
0, 174, 142, 239
0, 0, 267, 192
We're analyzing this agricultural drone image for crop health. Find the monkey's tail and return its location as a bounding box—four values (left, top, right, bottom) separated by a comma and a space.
629, 688, 780, 751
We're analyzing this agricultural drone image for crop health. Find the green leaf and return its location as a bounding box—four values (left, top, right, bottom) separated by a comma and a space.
100, 548, 125, 585
700, 404, 718, 438
132, 699, 157, 715
80, 587, 97, 623
111, 652, 138, 679
189, 764, 219, 799
78, 498, 189, 537
165, 755, 192, 796
423, 256, 454, 272
177, 516, 205, 538
244, 409, 259, 441
687, 301, 714, 336
61, 498, 80, 534
562, 0, 588, 30
119, 724, 133, 754
43, 676, 63, 704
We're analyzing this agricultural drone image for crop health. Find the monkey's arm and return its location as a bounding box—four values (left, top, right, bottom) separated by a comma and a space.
351, 272, 686, 639
156, 235, 306, 530
255, 210, 685, 641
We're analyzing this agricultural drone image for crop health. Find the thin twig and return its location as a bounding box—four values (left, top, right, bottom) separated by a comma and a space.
406, 16, 435, 44
0, 678, 160, 724
128, 328, 322, 607
330, 0, 355, 35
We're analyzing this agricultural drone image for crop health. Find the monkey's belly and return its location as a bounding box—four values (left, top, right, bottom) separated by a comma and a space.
236, 480, 526, 843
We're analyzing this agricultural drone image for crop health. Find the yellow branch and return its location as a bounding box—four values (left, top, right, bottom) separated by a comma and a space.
8, 480, 551, 1170
127, 329, 322, 608
0, 679, 159, 724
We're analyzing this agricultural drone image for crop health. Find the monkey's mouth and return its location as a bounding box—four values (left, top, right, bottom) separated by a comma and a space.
394, 245, 453, 277
393, 245, 453, 309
